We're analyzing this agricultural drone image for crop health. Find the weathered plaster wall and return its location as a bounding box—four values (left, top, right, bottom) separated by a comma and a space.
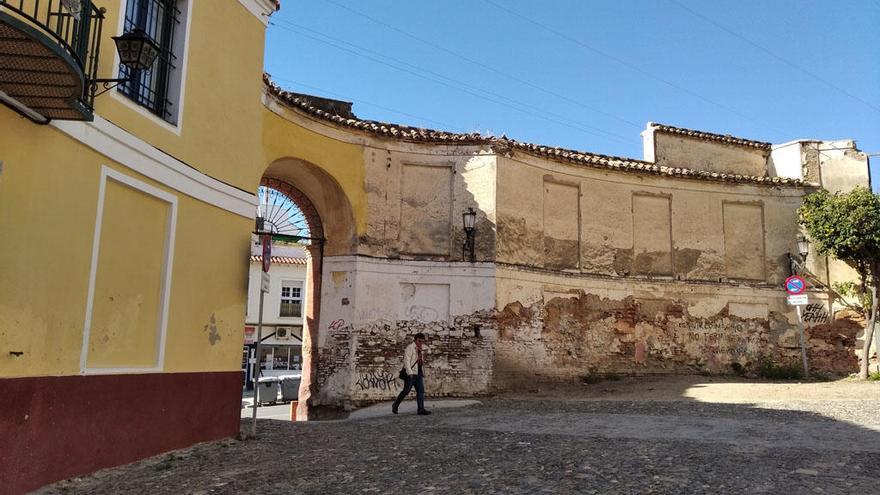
818, 140, 871, 194
492, 268, 857, 387
495, 154, 803, 286
769, 139, 869, 193
262, 96, 867, 408
651, 133, 769, 177
360, 147, 497, 261
314, 256, 497, 406
490, 150, 856, 384
770, 139, 872, 311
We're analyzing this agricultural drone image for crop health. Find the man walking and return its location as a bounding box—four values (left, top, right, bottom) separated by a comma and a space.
392, 333, 431, 415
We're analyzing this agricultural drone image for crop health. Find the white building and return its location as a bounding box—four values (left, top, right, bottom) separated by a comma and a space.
243, 242, 310, 381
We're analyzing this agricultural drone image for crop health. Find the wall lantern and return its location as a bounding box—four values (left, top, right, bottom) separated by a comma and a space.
89, 29, 160, 97
789, 235, 811, 275
797, 236, 810, 258
255, 205, 267, 234
462, 207, 477, 263
112, 28, 161, 71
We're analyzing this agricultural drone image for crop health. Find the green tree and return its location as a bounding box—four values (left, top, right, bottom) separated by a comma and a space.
799, 186, 880, 379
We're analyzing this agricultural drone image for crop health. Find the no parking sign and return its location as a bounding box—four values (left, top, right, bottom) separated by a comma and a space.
785, 275, 806, 295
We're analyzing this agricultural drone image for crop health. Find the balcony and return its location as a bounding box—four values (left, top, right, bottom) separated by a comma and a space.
0, 0, 104, 123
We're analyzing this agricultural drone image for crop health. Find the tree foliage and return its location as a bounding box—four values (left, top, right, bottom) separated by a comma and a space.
799, 186, 880, 378
798, 186, 880, 267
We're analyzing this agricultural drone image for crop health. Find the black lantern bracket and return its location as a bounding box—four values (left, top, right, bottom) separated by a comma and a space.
89, 77, 129, 98
88, 28, 161, 99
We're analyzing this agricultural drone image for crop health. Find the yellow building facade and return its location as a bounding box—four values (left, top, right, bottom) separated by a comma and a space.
0, 1, 280, 492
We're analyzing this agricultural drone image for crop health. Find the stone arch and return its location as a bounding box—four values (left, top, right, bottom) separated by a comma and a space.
260, 177, 325, 242
263, 157, 357, 257
261, 157, 358, 420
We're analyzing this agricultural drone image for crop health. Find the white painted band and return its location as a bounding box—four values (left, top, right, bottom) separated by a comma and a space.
236, 0, 277, 26
52, 116, 256, 218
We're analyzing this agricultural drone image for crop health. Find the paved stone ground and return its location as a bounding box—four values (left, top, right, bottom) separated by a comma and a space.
41, 377, 880, 494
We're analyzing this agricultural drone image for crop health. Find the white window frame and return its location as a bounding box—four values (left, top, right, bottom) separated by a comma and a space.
110, 0, 192, 134
279, 280, 303, 318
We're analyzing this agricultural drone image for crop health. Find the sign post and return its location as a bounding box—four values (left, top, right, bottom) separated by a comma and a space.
251, 234, 272, 436
785, 275, 809, 378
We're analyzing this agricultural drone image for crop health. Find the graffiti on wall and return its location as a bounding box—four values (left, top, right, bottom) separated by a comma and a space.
670, 320, 750, 343
802, 303, 829, 324
400, 283, 449, 322
354, 370, 398, 391
406, 305, 440, 322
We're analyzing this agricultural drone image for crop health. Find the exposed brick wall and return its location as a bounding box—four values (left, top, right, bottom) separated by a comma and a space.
316, 311, 497, 406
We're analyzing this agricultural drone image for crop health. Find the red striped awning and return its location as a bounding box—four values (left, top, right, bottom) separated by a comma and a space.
250, 255, 308, 265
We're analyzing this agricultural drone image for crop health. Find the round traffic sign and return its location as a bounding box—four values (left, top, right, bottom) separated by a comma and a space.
785, 275, 806, 295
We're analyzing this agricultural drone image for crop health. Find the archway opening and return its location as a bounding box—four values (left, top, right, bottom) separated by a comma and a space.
243, 158, 356, 421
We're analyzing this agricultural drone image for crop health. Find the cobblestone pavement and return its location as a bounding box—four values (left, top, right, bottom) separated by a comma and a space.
42, 377, 880, 494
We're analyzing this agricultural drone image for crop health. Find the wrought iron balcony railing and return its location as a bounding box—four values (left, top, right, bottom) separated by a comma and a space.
0, 0, 105, 122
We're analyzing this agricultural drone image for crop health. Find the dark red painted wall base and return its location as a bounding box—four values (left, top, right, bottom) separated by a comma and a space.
0, 371, 242, 495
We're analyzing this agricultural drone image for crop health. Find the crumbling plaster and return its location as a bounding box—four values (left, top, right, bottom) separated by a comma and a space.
360, 147, 496, 261
314, 256, 497, 406
263, 94, 866, 410
493, 268, 856, 384
495, 153, 804, 285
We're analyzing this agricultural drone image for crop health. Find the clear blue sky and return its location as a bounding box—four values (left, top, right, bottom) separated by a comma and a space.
265, 1, 880, 190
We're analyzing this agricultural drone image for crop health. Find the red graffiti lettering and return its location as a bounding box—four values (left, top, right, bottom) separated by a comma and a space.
329, 319, 345, 330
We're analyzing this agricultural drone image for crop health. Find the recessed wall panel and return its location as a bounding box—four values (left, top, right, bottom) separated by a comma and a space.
399, 164, 452, 255
543, 181, 579, 270
723, 202, 765, 280
86, 177, 171, 369
632, 194, 673, 275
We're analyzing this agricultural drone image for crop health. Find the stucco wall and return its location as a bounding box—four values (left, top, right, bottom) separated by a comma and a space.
93, 0, 267, 191
495, 154, 803, 285
652, 132, 769, 177
314, 256, 497, 406
0, 110, 251, 378
360, 147, 496, 261
259, 96, 868, 409
493, 267, 858, 386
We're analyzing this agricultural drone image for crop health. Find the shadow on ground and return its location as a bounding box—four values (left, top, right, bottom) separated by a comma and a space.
40, 376, 880, 494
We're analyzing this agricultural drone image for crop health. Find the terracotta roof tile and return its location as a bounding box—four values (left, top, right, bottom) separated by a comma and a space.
496, 138, 805, 186
650, 122, 771, 150
251, 255, 308, 265
263, 75, 808, 188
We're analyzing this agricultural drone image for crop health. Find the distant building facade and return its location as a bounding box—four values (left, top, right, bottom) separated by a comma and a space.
243, 243, 309, 383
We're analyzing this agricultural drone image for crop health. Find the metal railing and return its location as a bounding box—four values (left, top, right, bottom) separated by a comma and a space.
1, 0, 105, 109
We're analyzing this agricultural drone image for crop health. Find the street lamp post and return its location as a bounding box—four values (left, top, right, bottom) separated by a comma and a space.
250, 209, 272, 436
790, 235, 811, 379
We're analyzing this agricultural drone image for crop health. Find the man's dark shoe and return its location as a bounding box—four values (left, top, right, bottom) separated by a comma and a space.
392, 406, 398, 415
417, 409, 431, 415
